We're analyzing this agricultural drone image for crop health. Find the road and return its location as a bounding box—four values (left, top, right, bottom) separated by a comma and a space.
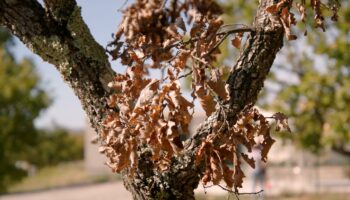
0, 182, 132, 200
1, 166, 349, 200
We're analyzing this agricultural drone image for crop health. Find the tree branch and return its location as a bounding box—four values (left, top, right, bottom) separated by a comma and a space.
122, 0, 285, 199
0, 0, 115, 132
43, 0, 77, 24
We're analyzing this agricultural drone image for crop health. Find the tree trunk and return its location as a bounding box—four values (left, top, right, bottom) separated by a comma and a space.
0, 0, 285, 199
118, 0, 285, 199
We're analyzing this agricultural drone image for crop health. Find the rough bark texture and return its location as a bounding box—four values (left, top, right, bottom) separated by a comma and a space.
0, 0, 284, 199
0, 0, 115, 133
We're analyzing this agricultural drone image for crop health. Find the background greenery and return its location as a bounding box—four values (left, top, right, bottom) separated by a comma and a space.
218, 0, 350, 156
0, 28, 84, 193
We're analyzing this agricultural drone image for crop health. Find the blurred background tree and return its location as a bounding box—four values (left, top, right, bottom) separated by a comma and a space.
218, 0, 350, 156
0, 28, 84, 193
0, 28, 48, 192
265, 1, 350, 156
28, 128, 84, 168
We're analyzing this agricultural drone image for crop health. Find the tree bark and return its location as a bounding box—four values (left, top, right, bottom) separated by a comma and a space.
0, 0, 285, 199
121, 0, 285, 199
0, 0, 115, 133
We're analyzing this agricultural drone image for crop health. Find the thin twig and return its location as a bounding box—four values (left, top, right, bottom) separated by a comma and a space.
191, 55, 215, 69
162, 68, 192, 82
117, 0, 129, 12
178, 70, 193, 79
205, 32, 229, 56
203, 184, 264, 196
161, 0, 168, 9
164, 26, 254, 51
234, 192, 240, 200
217, 24, 252, 35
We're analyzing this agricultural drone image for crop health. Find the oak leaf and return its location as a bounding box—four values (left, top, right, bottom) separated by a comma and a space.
207, 69, 228, 100
272, 112, 291, 132
195, 85, 216, 116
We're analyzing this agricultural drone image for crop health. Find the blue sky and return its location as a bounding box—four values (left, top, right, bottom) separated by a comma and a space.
13, 1, 126, 130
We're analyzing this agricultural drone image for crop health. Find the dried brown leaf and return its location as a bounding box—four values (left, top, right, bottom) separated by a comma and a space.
231, 35, 242, 49
272, 112, 291, 132
196, 140, 209, 165
134, 79, 159, 108
266, 4, 277, 13
261, 136, 275, 162
233, 163, 245, 190
241, 153, 255, 169
175, 17, 186, 32
202, 168, 212, 186
207, 69, 228, 100
210, 152, 222, 185
195, 85, 216, 116
222, 163, 234, 188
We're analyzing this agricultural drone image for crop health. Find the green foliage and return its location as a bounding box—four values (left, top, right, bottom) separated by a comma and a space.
0, 29, 49, 192
264, 1, 350, 154
0, 29, 83, 193
28, 129, 84, 168
218, 0, 350, 155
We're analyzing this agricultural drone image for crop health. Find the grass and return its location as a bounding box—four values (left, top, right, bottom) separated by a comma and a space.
196, 193, 349, 200
7, 161, 119, 194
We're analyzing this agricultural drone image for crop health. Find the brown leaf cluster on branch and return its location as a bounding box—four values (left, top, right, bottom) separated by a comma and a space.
195, 107, 290, 191
266, 0, 340, 40
102, 65, 193, 173
103, 0, 237, 175
101, 0, 291, 190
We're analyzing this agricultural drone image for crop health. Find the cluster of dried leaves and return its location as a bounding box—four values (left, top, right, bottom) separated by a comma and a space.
195, 107, 291, 191
102, 65, 192, 174
101, 0, 297, 191
103, 0, 242, 175
266, 0, 340, 40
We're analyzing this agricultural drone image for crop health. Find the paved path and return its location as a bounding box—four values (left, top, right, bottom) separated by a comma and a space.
1, 166, 349, 200
0, 181, 250, 200
0, 182, 132, 200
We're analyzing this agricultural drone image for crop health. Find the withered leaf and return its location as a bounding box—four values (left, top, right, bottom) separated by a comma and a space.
266, 4, 277, 13
210, 151, 222, 185
233, 164, 245, 190
195, 85, 216, 116
222, 163, 234, 188
99, 146, 113, 154
167, 121, 183, 152
168, 82, 194, 109
272, 112, 291, 132
175, 17, 186, 32
261, 136, 275, 162
202, 168, 212, 186
190, 21, 202, 37
196, 140, 209, 165
173, 50, 190, 71
241, 153, 255, 169
231, 33, 243, 49
207, 69, 228, 100
288, 34, 298, 41
134, 79, 159, 108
